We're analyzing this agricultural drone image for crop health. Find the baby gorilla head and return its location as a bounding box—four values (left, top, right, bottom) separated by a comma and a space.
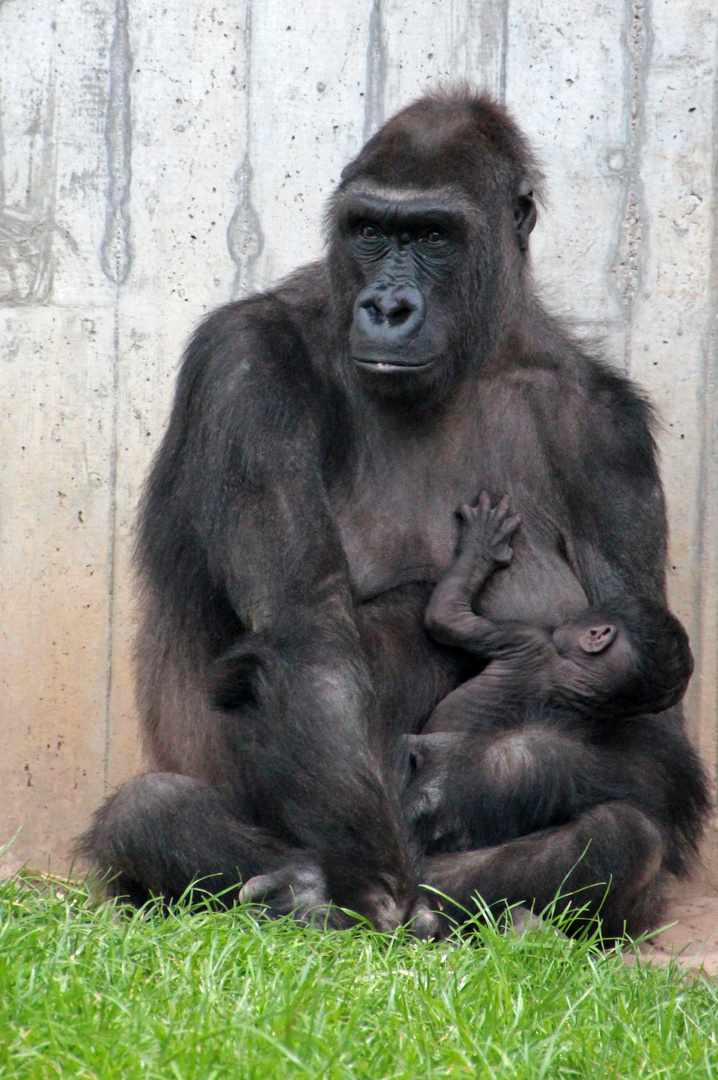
553, 594, 693, 717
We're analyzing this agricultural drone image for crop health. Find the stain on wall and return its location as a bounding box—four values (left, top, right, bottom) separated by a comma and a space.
100, 0, 133, 286
0, 69, 56, 304
226, 1, 264, 300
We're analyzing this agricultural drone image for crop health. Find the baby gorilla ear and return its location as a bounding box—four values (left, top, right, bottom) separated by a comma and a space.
578, 623, 618, 654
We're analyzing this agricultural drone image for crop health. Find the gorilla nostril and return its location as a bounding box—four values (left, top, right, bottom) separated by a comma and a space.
362, 301, 383, 324
387, 304, 413, 327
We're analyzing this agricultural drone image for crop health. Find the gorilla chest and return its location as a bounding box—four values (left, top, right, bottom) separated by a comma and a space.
332, 416, 588, 628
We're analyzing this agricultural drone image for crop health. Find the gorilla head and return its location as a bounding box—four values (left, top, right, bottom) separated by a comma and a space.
327, 91, 543, 403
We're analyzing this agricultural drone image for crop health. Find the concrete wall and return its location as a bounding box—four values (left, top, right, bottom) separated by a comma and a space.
1, 0, 717, 876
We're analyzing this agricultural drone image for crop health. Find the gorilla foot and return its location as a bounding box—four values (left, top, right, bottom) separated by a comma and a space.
238, 859, 349, 928
239, 863, 441, 938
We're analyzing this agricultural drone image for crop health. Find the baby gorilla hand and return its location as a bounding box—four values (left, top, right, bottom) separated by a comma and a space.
457, 491, 522, 568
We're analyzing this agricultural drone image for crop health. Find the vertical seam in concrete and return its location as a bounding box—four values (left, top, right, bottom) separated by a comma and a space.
100, 0, 132, 792
691, 22, 718, 779
0, 74, 5, 207
227, 0, 264, 299
498, 0, 510, 105
620, 0, 653, 376
363, 0, 387, 143
102, 301, 120, 794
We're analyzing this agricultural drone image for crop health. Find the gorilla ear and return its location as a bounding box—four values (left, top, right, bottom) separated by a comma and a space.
578, 624, 618, 654
514, 181, 537, 252
404, 734, 430, 772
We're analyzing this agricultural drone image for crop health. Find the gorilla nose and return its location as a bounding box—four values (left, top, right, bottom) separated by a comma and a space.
354, 284, 426, 345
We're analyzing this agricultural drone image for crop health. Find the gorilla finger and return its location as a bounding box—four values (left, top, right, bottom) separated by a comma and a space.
409, 907, 441, 940
494, 513, 522, 543
238, 873, 280, 905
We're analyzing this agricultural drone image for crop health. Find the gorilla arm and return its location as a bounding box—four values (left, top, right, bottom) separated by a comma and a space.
557, 366, 668, 608
136, 300, 416, 922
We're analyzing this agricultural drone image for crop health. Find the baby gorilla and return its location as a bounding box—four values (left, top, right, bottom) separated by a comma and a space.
406, 493, 693, 853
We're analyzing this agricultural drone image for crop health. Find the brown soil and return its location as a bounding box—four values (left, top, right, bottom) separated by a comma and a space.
634, 893, 718, 975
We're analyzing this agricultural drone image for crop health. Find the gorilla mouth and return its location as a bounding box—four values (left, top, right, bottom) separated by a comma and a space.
353, 357, 436, 374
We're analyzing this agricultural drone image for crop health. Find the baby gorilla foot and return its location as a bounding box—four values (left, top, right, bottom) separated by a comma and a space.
403, 733, 470, 852
457, 491, 522, 570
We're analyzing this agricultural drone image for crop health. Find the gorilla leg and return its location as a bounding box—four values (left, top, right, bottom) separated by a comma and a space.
424, 801, 664, 939
76, 773, 333, 922
77, 772, 440, 934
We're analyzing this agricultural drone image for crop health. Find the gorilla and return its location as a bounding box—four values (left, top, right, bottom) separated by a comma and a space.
79, 89, 708, 940
405, 492, 695, 869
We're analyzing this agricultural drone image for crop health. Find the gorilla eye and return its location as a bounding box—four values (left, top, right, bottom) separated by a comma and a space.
359, 224, 381, 240
421, 229, 446, 245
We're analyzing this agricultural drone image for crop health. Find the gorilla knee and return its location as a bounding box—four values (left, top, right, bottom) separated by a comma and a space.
77, 774, 208, 856
75, 773, 249, 907
482, 730, 538, 789
581, 802, 664, 897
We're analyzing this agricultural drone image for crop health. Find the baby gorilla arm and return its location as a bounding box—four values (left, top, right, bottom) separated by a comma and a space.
422, 493, 559, 733
425, 493, 548, 665
426, 494, 644, 723
424, 493, 524, 650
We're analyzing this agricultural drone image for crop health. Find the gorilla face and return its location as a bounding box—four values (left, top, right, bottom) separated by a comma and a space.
340, 191, 464, 373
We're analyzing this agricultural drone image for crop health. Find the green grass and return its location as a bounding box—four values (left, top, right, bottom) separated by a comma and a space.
1, 874, 717, 1079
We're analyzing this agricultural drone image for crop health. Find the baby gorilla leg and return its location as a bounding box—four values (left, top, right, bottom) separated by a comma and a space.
407, 724, 644, 852
425, 801, 665, 939
476, 727, 586, 844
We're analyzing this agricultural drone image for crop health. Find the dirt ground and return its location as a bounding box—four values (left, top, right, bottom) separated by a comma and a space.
632, 892, 718, 975
2, 848, 716, 972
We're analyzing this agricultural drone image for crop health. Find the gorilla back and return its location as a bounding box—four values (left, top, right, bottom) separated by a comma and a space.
78, 89, 708, 938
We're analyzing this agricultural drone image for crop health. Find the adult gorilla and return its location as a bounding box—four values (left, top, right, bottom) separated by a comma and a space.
79, 90, 708, 938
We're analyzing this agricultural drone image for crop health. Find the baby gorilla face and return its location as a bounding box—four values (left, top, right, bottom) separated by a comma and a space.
553, 609, 638, 692
551, 609, 640, 713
